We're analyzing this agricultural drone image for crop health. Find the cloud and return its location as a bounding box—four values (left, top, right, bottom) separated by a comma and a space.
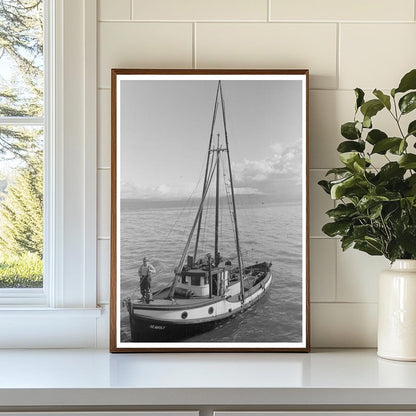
121, 181, 200, 200
232, 140, 302, 195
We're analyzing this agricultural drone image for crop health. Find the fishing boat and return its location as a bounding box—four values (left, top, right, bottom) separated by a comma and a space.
125, 81, 273, 342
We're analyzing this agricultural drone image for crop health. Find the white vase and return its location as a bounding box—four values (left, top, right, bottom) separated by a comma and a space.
378, 259, 416, 361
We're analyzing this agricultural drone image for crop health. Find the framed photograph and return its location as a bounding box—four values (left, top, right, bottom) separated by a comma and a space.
110, 69, 310, 352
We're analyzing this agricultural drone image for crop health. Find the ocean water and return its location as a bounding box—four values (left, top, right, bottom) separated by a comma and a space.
120, 199, 303, 343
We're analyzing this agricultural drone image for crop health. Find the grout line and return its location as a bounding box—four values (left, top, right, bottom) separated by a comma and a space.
130, 0, 133, 20
97, 236, 111, 240
97, 167, 111, 170
311, 301, 378, 305
267, 0, 271, 22
309, 235, 337, 239
415, 0, 416, 21
308, 168, 336, 171
192, 22, 197, 69
336, 23, 340, 90
334, 230, 338, 301
97, 19, 415, 24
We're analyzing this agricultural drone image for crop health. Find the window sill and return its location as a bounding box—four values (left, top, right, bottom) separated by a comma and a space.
0, 349, 415, 410
0, 307, 103, 348
0, 306, 102, 316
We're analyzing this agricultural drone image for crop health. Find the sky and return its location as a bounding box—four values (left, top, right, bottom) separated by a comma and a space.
120, 79, 304, 202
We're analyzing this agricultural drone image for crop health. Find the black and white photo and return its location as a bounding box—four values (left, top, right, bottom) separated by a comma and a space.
110, 70, 309, 352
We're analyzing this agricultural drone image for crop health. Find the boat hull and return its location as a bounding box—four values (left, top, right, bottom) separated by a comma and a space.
128, 264, 273, 342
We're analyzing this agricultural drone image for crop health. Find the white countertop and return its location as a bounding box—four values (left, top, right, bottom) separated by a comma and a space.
0, 349, 416, 407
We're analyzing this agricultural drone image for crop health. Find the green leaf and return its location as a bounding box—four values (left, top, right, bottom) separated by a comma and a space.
353, 224, 373, 239
391, 88, 396, 97
366, 129, 387, 145
318, 180, 331, 194
355, 88, 365, 110
398, 227, 416, 255
341, 235, 354, 251
354, 241, 383, 256
337, 140, 365, 153
341, 122, 360, 140
326, 203, 356, 220
399, 154, 416, 169
330, 175, 357, 199
399, 91, 416, 115
322, 221, 351, 237
363, 115, 372, 129
396, 69, 416, 94
339, 152, 360, 166
325, 167, 351, 176
371, 137, 402, 154
360, 99, 384, 119
386, 240, 402, 262
373, 89, 391, 110
369, 203, 383, 220
353, 158, 366, 174
357, 195, 389, 211
407, 120, 416, 137
378, 162, 406, 181
389, 139, 407, 155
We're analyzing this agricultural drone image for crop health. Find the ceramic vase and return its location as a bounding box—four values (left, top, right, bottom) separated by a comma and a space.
378, 259, 416, 361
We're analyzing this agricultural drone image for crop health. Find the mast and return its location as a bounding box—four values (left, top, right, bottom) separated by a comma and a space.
167, 156, 219, 300
214, 133, 220, 266
219, 82, 245, 303
193, 82, 221, 261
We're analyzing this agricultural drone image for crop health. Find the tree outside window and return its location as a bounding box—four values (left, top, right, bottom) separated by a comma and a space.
0, 0, 44, 288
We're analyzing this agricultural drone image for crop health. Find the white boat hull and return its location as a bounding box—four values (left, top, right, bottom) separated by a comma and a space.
128, 265, 273, 342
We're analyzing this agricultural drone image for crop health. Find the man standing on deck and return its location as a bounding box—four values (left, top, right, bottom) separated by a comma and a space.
138, 257, 156, 303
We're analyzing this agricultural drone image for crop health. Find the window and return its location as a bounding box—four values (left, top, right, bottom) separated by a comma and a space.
0, 0, 44, 290
0, 0, 100, 348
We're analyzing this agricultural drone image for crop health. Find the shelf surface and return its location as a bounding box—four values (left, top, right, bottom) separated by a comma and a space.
0, 348, 416, 407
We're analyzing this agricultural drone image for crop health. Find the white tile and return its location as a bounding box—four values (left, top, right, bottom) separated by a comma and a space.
97, 239, 110, 304
310, 238, 336, 302
196, 23, 337, 89
98, 0, 131, 20
336, 244, 389, 302
98, 22, 193, 88
133, 0, 268, 21
309, 170, 334, 237
98, 169, 111, 238
98, 89, 111, 168
340, 24, 416, 90
271, 0, 414, 21
311, 302, 377, 347
309, 90, 348, 169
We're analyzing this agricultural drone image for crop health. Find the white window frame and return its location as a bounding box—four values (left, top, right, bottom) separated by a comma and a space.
0, 0, 101, 348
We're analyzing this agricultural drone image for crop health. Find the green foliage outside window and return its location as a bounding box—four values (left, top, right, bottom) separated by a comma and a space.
0, 0, 44, 288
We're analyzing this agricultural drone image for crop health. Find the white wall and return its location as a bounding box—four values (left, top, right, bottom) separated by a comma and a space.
96, 0, 416, 348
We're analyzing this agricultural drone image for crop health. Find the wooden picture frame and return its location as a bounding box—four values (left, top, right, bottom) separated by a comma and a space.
110, 69, 310, 352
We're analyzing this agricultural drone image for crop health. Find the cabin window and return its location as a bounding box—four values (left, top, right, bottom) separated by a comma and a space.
190, 275, 200, 286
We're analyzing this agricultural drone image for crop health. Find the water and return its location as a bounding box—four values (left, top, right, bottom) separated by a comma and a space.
119, 198, 303, 343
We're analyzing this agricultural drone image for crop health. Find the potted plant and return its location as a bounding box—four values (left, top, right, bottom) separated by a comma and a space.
319, 68, 416, 361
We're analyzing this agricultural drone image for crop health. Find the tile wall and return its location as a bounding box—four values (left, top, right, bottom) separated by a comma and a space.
96, 0, 416, 347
